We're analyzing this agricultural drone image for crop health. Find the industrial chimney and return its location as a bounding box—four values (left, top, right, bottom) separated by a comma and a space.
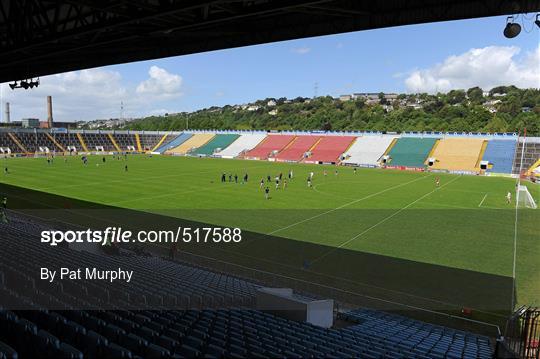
4, 102, 10, 123
47, 96, 53, 128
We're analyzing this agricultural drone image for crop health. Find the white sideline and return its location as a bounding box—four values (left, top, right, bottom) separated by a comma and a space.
267, 173, 432, 235
311, 175, 461, 264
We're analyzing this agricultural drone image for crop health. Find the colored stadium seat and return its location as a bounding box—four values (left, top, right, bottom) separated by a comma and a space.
342, 136, 397, 166
387, 137, 438, 168
430, 138, 485, 172
191, 134, 240, 156
275, 135, 321, 162
215, 134, 267, 158
303, 136, 356, 164
481, 140, 517, 174
166, 133, 215, 155
154, 133, 192, 154
243, 135, 295, 160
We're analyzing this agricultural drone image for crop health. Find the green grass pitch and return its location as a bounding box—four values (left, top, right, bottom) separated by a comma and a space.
1, 154, 538, 307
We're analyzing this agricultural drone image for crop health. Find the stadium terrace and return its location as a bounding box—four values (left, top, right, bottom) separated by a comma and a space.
1, 128, 539, 178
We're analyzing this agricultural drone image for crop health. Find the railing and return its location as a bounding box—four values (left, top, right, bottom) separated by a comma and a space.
502, 306, 540, 359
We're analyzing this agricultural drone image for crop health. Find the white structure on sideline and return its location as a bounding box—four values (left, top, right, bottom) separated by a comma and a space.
256, 288, 334, 328
215, 133, 267, 158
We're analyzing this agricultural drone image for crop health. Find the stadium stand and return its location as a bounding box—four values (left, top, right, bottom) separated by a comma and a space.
215, 133, 267, 158
139, 134, 174, 152
0, 211, 496, 359
154, 133, 192, 154
340, 309, 493, 359
53, 132, 84, 152
342, 136, 397, 167
112, 133, 137, 151
166, 133, 215, 155
7, 132, 30, 153
44, 133, 67, 152
80, 133, 117, 152
275, 135, 321, 162
387, 137, 439, 168
13, 132, 63, 153
243, 135, 295, 160
0, 132, 25, 154
481, 140, 517, 174
108, 133, 122, 152
430, 138, 485, 172
135, 133, 143, 151
191, 134, 240, 156
76, 133, 89, 152
303, 136, 356, 164
512, 137, 540, 175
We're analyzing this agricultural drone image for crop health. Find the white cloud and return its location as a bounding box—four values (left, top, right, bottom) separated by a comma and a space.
405, 46, 540, 93
0, 65, 184, 122
291, 46, 311, 55
136, 66, 182, 95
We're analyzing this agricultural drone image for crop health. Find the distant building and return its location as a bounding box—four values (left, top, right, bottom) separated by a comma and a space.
483, 99, 502, 107
0, 121, 21, 128
382, 104, 394, 112
268, 109, 278, 116
406, 103, 423, 110
352, 93, 398, 101
267, 100, 277, 107
21, 118, 40, 128
339, 95, 352, 102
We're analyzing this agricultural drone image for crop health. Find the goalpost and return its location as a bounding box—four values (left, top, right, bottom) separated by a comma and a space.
515, 129, 537, 209
516, 185, 537, 209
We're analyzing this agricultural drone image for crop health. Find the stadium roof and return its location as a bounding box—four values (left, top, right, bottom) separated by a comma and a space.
1, 0, 539, 83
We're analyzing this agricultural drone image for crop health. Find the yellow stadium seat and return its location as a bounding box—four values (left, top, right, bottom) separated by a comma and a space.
166, 133, 215, 155
429, 138, 485, 172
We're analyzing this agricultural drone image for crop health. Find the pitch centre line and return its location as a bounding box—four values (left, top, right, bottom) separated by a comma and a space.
311, 175, 461, 264
267, 173, 432, 235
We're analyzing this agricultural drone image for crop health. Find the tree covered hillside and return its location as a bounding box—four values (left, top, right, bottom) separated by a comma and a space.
118, 86, 540, 135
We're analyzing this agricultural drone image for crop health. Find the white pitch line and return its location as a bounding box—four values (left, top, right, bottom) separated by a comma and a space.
311, 175, 461, 265
478, 193, 488, 207
267, 173, 432, 235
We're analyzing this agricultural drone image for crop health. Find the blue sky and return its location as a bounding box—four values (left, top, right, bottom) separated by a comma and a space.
1, 14, 538, 121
